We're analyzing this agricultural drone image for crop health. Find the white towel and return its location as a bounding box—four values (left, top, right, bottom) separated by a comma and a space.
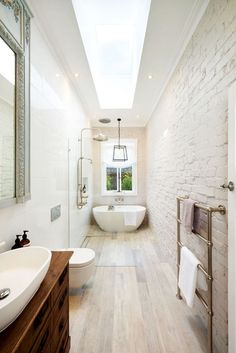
178, 246, 207, 307
124, 212, 137, 226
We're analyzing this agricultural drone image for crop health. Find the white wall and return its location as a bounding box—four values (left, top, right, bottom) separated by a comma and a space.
0, 10, 92, 250
146, 0, 236, 352
93, 127, 146, 207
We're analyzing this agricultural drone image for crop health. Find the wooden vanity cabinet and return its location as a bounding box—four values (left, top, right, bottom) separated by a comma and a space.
0, 251, 73, 353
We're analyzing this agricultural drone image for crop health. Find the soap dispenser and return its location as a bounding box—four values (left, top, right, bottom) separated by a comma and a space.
11, 235, 23, 249
20, 230, 30, 247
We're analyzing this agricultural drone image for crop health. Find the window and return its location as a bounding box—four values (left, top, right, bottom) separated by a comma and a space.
106, 166, 132, 191
106, 167, 117, 191
101, 139, 137, 195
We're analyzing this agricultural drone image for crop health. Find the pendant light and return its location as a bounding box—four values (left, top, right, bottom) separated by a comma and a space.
113, 118, 128, 162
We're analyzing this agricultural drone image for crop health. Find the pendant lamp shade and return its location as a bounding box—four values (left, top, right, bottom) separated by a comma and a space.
113, 145, 128, 161
113, 119, 128, 162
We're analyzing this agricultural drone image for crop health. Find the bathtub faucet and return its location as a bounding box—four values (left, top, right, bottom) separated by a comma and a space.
108, 205, 115, 211
115, 197, 124, 203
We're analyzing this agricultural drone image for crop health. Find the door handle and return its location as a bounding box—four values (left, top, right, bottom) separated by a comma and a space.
220, 181, 234, 191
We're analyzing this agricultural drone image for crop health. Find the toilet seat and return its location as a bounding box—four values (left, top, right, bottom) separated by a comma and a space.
68, 248, 95, 268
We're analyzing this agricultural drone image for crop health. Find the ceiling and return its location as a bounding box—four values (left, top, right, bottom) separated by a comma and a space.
30, 0, 209, 127
72, 0, 152, 110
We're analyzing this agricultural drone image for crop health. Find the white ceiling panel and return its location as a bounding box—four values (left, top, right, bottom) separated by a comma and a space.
29, 0, 209, 127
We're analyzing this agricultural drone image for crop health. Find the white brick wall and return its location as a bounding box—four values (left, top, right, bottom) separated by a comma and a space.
146, 0, 236, 352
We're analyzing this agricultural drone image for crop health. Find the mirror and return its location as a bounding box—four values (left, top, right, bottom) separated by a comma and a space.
0, 37, 16, 200
0, 0, 32, 206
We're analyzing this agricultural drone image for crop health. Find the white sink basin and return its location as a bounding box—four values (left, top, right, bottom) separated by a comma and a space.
0, 246, 51, 332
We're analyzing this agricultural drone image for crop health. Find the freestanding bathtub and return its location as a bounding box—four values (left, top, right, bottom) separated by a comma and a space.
93, 205, 146, 232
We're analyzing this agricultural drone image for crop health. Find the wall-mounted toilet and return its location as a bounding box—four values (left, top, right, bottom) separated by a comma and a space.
68, 248, 95, 288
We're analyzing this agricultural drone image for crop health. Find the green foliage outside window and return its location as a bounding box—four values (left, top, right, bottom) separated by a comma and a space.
106, 166, 132, 191
106, 168, 117, 190
121, 168, 132, 190
106, 175, 112, 190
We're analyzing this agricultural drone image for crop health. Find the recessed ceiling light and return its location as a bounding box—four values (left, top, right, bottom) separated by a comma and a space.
74, 73, 79, 78
148, 74, 153, 79
55, 73, 60, 78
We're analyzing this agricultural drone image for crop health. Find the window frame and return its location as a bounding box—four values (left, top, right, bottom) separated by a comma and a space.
101, 138, 137, 196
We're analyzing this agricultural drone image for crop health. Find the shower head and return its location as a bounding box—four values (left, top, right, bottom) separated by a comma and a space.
93, 133, 108, 142
78, 128, 108, 142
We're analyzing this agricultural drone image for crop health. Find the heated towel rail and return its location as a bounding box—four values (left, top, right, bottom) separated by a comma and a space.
176, 196, 226, 353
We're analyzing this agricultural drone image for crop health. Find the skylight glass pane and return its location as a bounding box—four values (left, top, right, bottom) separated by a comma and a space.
72, 0, 151, 109
97, 25, 133, 76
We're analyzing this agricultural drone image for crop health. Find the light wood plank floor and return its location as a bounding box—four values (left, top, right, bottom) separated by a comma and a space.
69, 227, 208, 353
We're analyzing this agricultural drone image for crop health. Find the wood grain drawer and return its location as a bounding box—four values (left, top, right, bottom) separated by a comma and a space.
52, 299, 69, 352
52, 265, 69, 303
56, 324, 70, 353
52, 283, 68, 329
17, 297, 51, 353
30, 315, 51, 353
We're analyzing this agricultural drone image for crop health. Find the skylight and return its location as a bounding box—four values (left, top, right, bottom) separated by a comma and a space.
72, 0, 151, 109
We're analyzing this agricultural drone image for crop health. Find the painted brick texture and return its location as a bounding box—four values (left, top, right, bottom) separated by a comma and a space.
146, 1, 236, 352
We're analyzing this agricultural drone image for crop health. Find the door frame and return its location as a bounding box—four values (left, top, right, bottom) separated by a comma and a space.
228, 80, 236, 353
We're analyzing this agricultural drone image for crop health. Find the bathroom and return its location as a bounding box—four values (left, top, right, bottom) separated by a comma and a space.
0, 0, 235, 352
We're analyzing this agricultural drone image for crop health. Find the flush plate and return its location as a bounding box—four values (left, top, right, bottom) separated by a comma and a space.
51, 205, 61, 222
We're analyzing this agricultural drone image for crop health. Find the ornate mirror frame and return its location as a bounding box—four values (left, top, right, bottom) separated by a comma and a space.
0, 0, 32, 206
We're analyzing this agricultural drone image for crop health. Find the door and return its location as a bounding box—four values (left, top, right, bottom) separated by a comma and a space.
228, 81, 236, 353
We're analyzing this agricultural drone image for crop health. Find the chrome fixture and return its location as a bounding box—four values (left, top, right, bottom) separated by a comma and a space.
113, 118, 128, 162
115, 197, 124, 203
0, 288, 10, 300
93, 133, 108, 142
77, 128, 108, 209
99, 118, 111, 124
220, 181, 234, 191
108, 205, 115, 211
80, 157, 93, 164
